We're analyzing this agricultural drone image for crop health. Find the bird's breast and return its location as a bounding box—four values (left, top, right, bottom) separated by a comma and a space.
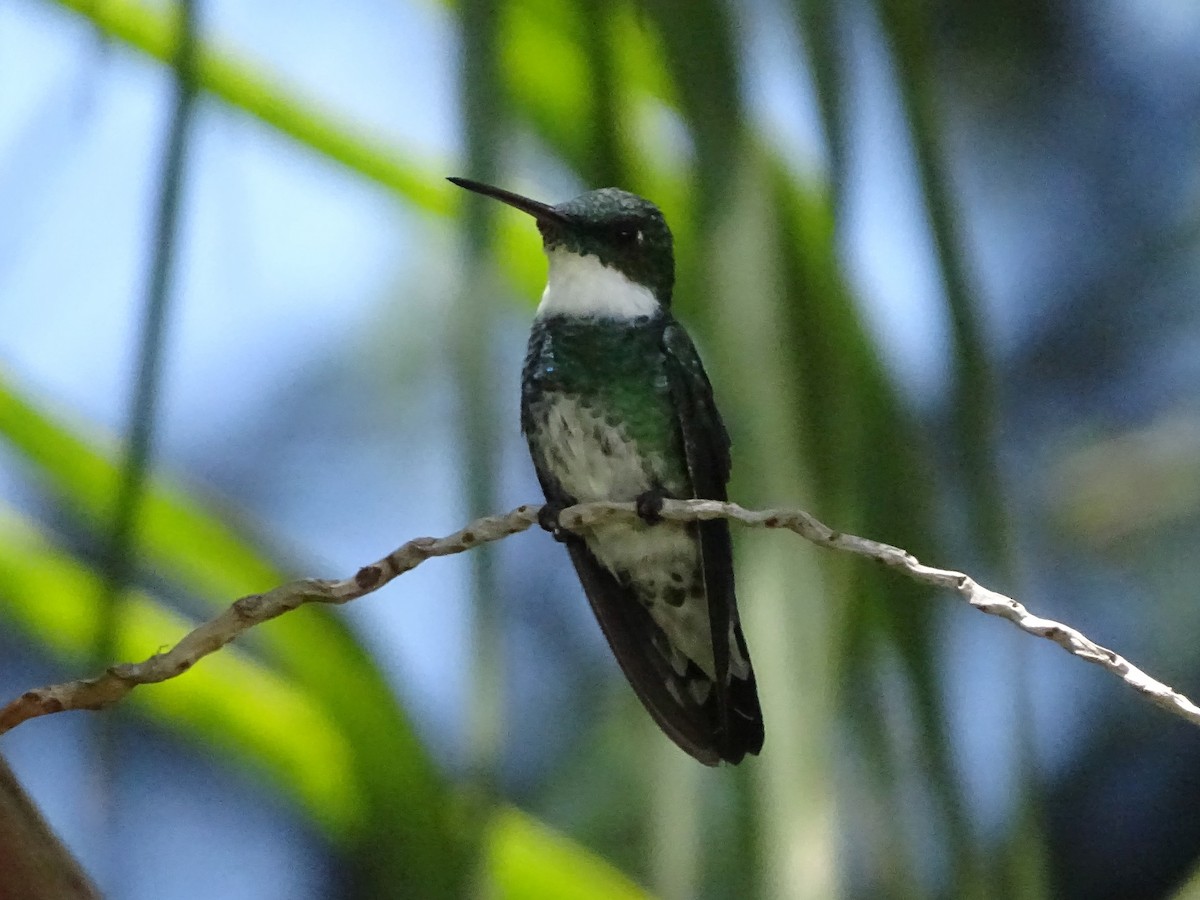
528, 392, 662, 502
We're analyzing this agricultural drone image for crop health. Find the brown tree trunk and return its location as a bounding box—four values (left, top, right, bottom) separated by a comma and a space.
0, 754, 98, 899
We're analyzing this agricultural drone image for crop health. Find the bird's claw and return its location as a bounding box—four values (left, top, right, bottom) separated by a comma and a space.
538, 503, 569, 543
635, 489, 666, 525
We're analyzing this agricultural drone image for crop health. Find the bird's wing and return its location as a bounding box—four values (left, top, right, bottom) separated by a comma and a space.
563, 538, 728, 765
662, 320, 764, 761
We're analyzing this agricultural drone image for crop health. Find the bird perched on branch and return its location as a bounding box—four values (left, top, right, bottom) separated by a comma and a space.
449, 177, 763, 765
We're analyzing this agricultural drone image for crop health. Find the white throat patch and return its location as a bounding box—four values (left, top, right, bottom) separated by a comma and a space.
536, 249, 659, 320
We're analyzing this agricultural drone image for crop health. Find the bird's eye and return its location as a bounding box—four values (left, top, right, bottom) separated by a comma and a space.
613, 224, 640, 244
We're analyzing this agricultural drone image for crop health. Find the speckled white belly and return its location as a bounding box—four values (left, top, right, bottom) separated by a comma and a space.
530, 393, 722, 676
533, 393, 657, 502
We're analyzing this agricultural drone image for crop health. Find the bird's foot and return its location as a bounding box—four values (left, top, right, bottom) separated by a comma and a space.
537, 502, 570, 543
635, 489, 667, 525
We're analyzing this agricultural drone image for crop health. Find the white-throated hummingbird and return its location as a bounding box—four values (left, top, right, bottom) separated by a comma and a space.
449, 177, 763, 765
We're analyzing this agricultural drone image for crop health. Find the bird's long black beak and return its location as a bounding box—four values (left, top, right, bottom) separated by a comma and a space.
447, 177, 570, 226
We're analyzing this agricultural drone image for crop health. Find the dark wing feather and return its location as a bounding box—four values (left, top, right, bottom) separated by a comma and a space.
565, 540, 725, 765
662, 320, 764, 761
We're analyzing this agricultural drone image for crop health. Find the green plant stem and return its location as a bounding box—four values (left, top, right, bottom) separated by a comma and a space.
874, 0, 1010, 569
88, 1, 197, 893
796, 0, 848, 217
94, 0, 198, 667
873, 3, 1046, 897
456, 0, 505, 852
579, 0, 624, 187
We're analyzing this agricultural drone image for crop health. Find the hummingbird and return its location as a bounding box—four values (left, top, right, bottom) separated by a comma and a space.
449, 177, 763, 765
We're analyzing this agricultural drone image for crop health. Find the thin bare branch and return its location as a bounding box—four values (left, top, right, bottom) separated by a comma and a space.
0, 504, 541, 734
2, 499, 1197, 735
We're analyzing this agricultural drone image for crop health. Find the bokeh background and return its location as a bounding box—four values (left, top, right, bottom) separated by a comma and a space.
2, 0, 1200, 897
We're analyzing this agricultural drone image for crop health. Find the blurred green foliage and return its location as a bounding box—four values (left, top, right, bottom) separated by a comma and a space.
2, 0, 1002, 895
13, 0, 1198, 897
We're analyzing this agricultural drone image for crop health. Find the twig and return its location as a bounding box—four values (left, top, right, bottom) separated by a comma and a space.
2, 499, 1197, 734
